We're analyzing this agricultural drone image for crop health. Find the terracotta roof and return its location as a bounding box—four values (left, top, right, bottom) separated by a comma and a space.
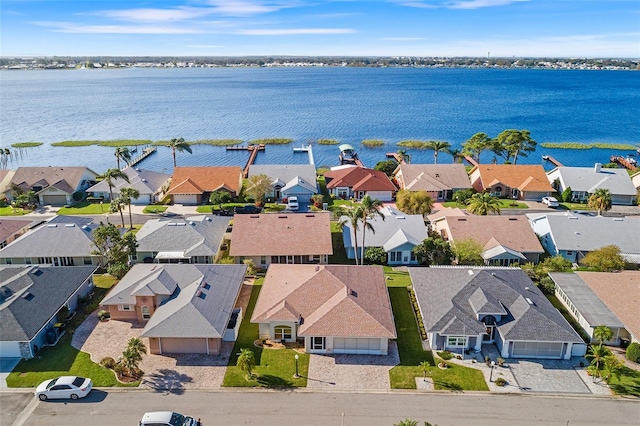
167, 167, 242, 195
443, 215, 544, 254
0, 219, 33, 243
325, 167, 397, 192
577, 271, 640, 341
251, 264, 396, 338
10, 166, 96, 195
472, 164, 553, 192
229, 213, 332, 256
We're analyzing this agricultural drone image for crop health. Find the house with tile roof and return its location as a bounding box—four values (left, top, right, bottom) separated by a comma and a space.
87, 166, 171, 204
469, 164, 554, 201
547, 163, 637, 205
0, 265, 96, 359
393, 164, 472, 201
101, 264, 247, 355
166, 166, 243, 205
340, 206, 427, 265
0, 169, 15, 198
252, 264, 396, 355
0, 219, 35, 249
410, 267, 586, 359
572, 271, 640, 345
0, 216, 104, 267
528, 212, 640, 264
248, 164, 318, 203
632, 170, 640, 191
549, 272, 626, 345
134, 215, 230, 264
324, 166, 397, 201
430, 215, 544, 265
229, 212, 332, 269
4, 166, 98, 206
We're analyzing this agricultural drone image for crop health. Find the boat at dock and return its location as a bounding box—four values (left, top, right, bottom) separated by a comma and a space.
339, 144, 358, 165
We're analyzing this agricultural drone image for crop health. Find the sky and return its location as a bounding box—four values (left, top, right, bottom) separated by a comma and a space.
1, 0, 639, 58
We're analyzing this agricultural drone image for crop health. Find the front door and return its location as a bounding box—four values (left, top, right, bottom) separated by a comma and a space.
483, 326, 495, 342
312, 337, 326, 350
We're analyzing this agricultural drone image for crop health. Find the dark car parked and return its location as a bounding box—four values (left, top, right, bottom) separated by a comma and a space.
213, 207, 234, 216
233, 204, 263, 214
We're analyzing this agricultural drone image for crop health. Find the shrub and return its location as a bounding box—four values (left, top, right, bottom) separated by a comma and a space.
437, 350, 454, 360
98, 310, 110, 321
497, 357, 505, 367
561, 186, 573, 203
364, 247, 388, 264
100, 357, 116, 369
494, 377, 507, 387
209, 190, 232, 205
626, 342, 640, 363
538, 276, 556, 295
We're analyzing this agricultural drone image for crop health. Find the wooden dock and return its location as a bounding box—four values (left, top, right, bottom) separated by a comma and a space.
542, 155, 564, 168
610, 155, 638, 171
386, 152, 405, 164
126, 146, 156, 169
463, 155, 478, 167
293, 144, 315, 166
227, 144, 265, 177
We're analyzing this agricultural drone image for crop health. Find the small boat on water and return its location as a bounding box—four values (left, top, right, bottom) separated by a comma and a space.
339, 144, 359, 165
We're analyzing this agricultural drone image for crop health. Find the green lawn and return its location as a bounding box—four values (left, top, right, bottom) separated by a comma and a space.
223, 282, 309, 388
58, 201, 109, 215
383, 266, 413, 288
328, 222, 353, 265
608, 366, 640, 397
558, 202, 593, 211
442, 199, 528, 209
7, 274, 137, 388
388, 287, 488, 391
0, 206, 30, 216
142, 205, 168, 214
196, 203, 286, 214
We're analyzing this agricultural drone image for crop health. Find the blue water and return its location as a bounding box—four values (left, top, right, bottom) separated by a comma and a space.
1, 67, 638, 173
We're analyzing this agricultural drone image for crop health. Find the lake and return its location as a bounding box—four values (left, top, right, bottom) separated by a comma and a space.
1, 67, 638, 173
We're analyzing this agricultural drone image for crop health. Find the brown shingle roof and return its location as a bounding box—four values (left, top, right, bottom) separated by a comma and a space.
167, 167, 242, 195
473, 164, 554, 192
444, 215, 544, 254
325, 167, 397, 192
396, 164, 472, 192
0, 219, 33, 243
577, 271, 640, 341
251, 265, 396, 338
10, 167, 94, 194
229, 213, 333, 256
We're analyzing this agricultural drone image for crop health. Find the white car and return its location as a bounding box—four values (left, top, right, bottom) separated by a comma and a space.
541, 196, 559, 208
35, 376, 92, 401
287, 196, 299, 211
140, 411, 198, 426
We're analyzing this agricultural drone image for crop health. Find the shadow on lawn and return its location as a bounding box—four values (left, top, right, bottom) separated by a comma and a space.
434, 379, 463, 392
256, 374, 293, 388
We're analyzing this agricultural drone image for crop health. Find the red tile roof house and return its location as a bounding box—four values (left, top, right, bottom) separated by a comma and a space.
5, 166, 99, 206
469, 164, 554, 201
166, 167, 243, 205
430, 215, 544, 265
324, 166, 397, 201
251, 264, 397, 355
229, 212, 332, 269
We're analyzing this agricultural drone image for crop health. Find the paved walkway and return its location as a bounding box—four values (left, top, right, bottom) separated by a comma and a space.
508, 359, 594, 394
306, 342, 399, 390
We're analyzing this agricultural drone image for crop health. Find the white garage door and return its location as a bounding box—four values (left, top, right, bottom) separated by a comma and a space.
0, 341, 22, 358
334, 338, 381, 354
512, 342, 563, 359
366, 191, 392, 201
42, 194, 68, 206
160, 338, 207, 354
172, 194, 199, 205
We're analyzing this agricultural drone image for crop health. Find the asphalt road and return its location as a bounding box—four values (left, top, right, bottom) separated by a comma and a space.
3, 390, 639, 426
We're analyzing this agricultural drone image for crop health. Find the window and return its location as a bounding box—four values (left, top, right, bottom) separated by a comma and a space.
274, 325, 292, 340
120, 305, 132, 311
447, 336, 467, 347
389, 251, 402, 262
83, 257, 93, 265
141, 306, 151, 320
271, 256, 279, 264
38, 257, 52, 265
566, 250, 573, 256
410, 252, 416, 262
5, 259, 11, 265
61, 257, 74, 266
260, 256, 266, 265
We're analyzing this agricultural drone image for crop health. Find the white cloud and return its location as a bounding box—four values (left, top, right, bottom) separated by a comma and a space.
204, 1, 301, 16
447, 0, 529, 10
187, 44, 225, 48
97, 7, 214, 22
238, 27, 357, 35
379, 37, 427, 41
32, 21, 204, 34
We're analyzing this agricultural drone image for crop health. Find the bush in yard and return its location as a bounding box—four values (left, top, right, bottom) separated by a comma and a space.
437, 350, 454, 360
209, 190, 232, 205
561, 186, 573, 203
364, 247, 387, 264
494, 377, 507, 387
98, 310, 110, 321
626, 342, 640, 363
538, 276, 556, 295
100, 357, 116, 369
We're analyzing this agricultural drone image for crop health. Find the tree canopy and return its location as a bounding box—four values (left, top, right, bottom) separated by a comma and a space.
168, 137, 193, 168
588, 188, 612, 215
425, 140, 451, 164
91, 223, 137, 278
374, 159, 399, 176
492, 129, 536, 164
466, 192, 501, 215
453, 239, 484, 265
462, 132, 493, 163
244, 174, 273, 203
413, 235, 454, 266
581, 245, 625, 272
395, 190, 434, 216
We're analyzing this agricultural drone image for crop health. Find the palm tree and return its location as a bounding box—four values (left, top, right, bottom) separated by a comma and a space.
425, 140, 451, 164
358, 195, 385, 265
337, 206, 365, 265
593, 325, 613, 346
168, 137, 192, 168
420, 360, 431, 382
466, 192, 501, 215
245, 174, 273, 205
111, 197, 126, 228
122, 337, 147, 376
602, 355, 623, 383
114, 146, 131, 169
236, 348, 256, 379
588, 188, 612, 216
397, 149, 410, 164
448, 148, 464, 164
586, 344, 609, 382
99, 168, 130, 202
119, 187, 140, 229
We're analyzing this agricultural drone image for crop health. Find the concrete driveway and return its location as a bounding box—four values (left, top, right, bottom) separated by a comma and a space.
508, 358, 593, 394
306, 342, 399, 390
0, 357, 20, 388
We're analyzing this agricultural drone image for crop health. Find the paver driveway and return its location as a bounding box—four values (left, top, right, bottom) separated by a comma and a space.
508, 359, 591, 394
306, 342, 399, 390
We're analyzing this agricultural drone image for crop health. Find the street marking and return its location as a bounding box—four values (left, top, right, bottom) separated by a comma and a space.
11, 396, 39, 426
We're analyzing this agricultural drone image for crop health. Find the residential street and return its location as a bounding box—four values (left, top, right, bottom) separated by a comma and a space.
3, 389, 639, 426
